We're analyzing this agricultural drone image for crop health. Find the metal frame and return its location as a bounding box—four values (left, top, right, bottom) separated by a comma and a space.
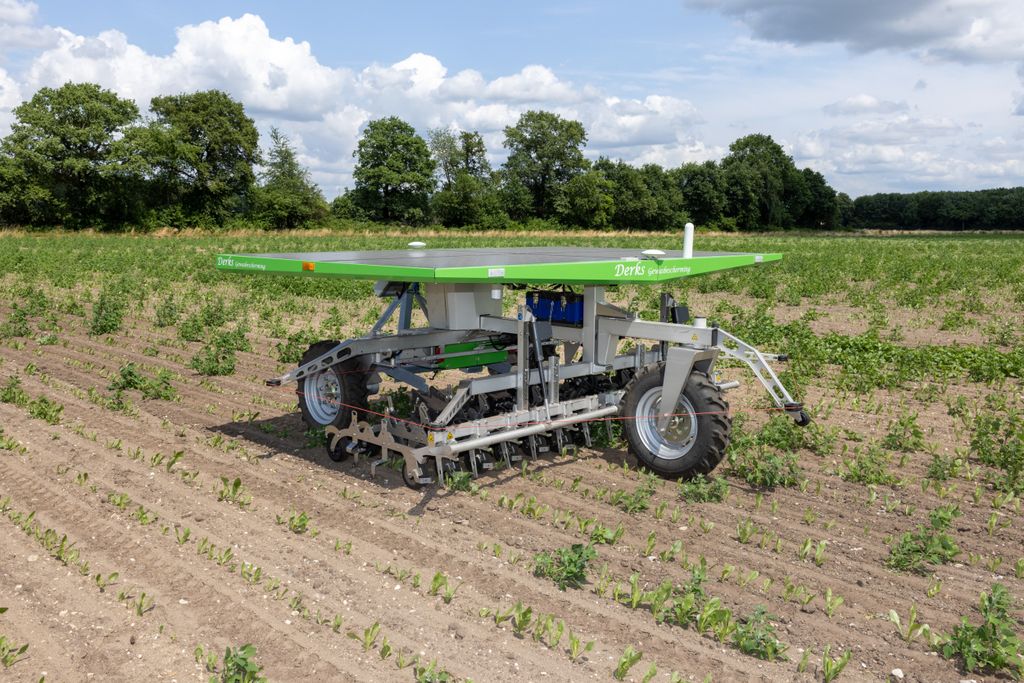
297, 280, 805, 487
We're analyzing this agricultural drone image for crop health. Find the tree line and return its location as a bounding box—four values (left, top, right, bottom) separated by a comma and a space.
0, 82, 1018, 231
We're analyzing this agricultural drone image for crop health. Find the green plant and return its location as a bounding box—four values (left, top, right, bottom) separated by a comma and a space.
888, 604, 935, 645
533, 543, 597, 590
27, 396, 63, 425
886, 506, 961, 574
727, 445, 802, 488
277, 510, 312, 535
413, 660, 452, 682
732, 606, 788, 661
510, 602, 533, 637
89, 283, 126, 335
567, 631, 595, 663
348, 622, 381, 652
613, 645, 643, 680
215, 643, 266, 683
840, 444, 897, 486
940, 583, 1024, 678
677, 474, 729, 503
445, 470, 473, 491
736, 518, 756, 544
823, 588, 844, 619
217, 477, 252, 508
590, 522, 624, 545
882, 412, 925, 452
821, 645, 852, 682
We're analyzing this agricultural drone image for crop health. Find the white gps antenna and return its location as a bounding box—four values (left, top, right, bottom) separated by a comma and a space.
683, 222, 694, 258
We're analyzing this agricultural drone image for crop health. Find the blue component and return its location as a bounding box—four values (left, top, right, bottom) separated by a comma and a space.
526, 291, 583, 325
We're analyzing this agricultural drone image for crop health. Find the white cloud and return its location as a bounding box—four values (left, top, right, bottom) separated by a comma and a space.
1, 7, 1020, 197
687, 0, 1024, 63
823, 94, 908, 116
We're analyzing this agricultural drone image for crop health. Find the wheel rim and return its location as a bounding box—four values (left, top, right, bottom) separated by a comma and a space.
635, 386, 698, 460
305, 369, 341, 425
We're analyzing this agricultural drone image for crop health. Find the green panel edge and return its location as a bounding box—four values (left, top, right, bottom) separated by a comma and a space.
215, 252, 782, 285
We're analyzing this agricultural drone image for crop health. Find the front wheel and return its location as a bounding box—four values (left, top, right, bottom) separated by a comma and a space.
622, 364, 731, 478
296, 341, 369, 429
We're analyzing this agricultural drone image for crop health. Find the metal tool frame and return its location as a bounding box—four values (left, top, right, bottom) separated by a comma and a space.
269, 281, 803, 486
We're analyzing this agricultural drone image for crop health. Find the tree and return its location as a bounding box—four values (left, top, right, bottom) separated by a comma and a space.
797, 168, 837, 228
721, 133, 796, 229
554, 169, 615, 229
143, 90, 260, 225
673, 161, 726, 229
0, 82, 140, 227
253, 128, 327, 229
352, 116, 435, 223
502, 110, 588, 219
428, 128, 490, 192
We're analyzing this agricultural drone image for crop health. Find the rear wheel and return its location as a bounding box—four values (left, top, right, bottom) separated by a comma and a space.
622, 363, 730, 478
296, 341, 369, 430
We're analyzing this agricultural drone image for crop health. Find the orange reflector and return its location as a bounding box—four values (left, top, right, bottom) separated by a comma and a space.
301, 261, 316, 271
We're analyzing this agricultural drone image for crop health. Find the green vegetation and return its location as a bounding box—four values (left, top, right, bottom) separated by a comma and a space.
533, 544, 597, 590
677, 474, 729, 503
940, 583, 1024, 678
887, 505, 961, 574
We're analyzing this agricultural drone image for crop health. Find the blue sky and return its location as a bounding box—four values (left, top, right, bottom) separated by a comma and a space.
2, 0, 1022, 199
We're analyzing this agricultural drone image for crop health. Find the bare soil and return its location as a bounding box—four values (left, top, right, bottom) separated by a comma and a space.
0, 292, 1021, 683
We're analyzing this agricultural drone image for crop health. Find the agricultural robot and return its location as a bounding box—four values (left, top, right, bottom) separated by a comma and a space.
216, 224, 809, 488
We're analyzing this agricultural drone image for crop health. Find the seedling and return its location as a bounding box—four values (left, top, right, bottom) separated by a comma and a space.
348, 622, 381, 651
823, 588, 844, 619
94, 572, 119, 592
613, 645, 643, 680
176, 527, 191, 545
821, 645, 852, 682
567, 631, 595, 663
736, 518, 756, 544
277, 510, 313, 535
217, 477, 252, 508
887, 604, 934, 645
510, 603, 533, 637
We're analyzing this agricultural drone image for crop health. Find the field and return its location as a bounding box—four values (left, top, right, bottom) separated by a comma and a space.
0, 229, 1023, 682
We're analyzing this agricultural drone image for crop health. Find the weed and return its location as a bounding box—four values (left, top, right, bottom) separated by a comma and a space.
215, 643, 266, 683
732, 606, 788, 661
445, 470, 472, 491
677, 474, 730, 503
533, 543, 596, 590
413, 660, 452, 682
89, 283, 126, 335
886, 506, 961, 574
27, 396, 63, 425
882, 412, 925, 452
841, 444, 897, 486
727, 445, 802, 488
940, 583, 1024, 678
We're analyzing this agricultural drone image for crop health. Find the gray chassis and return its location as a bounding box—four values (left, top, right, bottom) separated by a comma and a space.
266, 282, 804, 486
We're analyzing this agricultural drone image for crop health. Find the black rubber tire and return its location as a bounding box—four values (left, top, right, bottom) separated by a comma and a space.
326, 435, 353, 462
296, 341, 369, 429
402, 462, 425, 489
622, 363, 731, 478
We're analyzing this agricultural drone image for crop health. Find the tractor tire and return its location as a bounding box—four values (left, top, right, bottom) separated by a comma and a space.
622, 363, 731, 478
296, 341, 369, 430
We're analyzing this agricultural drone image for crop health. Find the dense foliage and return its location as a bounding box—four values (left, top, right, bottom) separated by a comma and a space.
1, 81, 1019, 231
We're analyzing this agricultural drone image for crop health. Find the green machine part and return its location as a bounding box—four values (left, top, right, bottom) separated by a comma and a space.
436, 340, 509, 370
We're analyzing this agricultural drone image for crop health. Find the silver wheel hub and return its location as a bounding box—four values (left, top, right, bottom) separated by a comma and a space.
635, 386, 698, 460
305, 369, 341, 425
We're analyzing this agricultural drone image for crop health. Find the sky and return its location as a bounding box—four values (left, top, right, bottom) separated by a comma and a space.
1, 0, 1022, 199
